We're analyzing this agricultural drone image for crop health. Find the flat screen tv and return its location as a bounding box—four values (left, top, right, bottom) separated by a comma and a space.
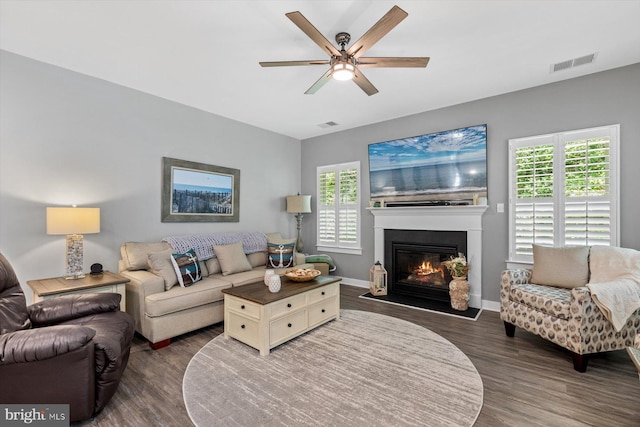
368, 124, 487, 205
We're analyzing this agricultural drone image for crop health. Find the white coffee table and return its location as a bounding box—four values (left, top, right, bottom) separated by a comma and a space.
222, 276, 341, 355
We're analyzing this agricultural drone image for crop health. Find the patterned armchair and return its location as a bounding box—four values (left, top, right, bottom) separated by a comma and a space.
500, 268, 640, 372
629, 335, 640, 380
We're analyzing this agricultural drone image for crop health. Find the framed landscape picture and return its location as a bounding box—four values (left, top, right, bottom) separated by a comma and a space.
161, 157, 240, 222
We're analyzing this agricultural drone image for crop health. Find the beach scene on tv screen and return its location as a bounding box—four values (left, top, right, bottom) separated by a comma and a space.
369, 125, 487, 201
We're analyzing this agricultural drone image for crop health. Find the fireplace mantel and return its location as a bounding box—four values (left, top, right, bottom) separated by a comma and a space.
369, 205, 488, 308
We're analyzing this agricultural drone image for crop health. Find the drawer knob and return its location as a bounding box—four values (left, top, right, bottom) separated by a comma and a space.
321, 309, 326, 313
241, 305, 245, 309
287, 303, 292, 308
288, 323, 292, 328
321, 291, 325, 296
241, 324, 245, 329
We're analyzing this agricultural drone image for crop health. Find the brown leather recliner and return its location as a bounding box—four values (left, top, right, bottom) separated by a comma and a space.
0, 253, 135, 422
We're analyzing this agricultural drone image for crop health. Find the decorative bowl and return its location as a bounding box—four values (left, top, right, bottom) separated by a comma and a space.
285, 268, 321, 282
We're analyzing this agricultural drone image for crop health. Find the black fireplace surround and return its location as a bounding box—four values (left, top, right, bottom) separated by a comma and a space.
384, 229, 467, 303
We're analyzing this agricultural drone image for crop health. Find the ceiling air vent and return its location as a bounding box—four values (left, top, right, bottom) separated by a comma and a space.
551, 52, 598, 73
317, 121, 339, 128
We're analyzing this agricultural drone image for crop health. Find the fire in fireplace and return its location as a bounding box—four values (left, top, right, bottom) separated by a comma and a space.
407, 257, 446, 286
385, 229, 467, 303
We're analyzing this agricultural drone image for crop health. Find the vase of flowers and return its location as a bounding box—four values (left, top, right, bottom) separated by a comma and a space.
442, 254, 470, 311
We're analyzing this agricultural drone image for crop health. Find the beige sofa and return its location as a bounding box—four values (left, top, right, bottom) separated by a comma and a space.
118, 232, 329, 348
501, 245, 640, 372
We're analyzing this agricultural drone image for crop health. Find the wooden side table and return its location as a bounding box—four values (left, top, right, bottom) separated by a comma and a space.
27, 271, 129, 311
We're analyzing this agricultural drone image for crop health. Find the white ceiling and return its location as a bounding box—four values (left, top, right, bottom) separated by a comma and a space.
2, 0, 639, 140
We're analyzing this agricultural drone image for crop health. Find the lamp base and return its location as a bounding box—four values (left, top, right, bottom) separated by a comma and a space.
65, 234, 85, 280
295, 213, 305, 254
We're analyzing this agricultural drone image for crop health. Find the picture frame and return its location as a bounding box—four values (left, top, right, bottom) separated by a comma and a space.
161, 157, 240, 222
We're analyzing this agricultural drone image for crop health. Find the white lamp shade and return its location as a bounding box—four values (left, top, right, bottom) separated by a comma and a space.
46, 207, 100, 235
286, 195, 312, 213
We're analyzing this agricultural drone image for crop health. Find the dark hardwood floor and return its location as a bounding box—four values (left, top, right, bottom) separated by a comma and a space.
78, 284, 640, 426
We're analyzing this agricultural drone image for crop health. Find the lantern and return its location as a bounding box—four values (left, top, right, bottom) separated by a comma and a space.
369, 261, 387, 296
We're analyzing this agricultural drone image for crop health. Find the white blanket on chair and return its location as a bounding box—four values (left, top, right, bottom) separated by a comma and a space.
586, 246, 640, 331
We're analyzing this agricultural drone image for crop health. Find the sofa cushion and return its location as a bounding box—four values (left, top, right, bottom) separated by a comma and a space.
145, 277, 231, 317
247, 252, 267, 268
121, 242, 172, 271
171, 249, 203, 287
147, 249, 178, 291
530, 245, 590, 289
509, 282, 572, 320
213, 242, 252, 276
210, 269, 266, 287
205, 257, 221, 275
266, 238, 296, 269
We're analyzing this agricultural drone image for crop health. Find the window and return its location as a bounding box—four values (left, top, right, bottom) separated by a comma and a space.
508, 125, 619, 263
317, 161, 361, 255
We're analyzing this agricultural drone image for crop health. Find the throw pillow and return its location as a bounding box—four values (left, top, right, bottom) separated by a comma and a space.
212, 242, 252, 276
170, 249, 202, 287
530, 244, 590, 288
266, 238, 296, 269
148, 249, 179, 291
121, 241, 172, 270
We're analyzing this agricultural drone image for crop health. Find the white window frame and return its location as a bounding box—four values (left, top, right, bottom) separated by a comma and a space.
316, 161, 362, 255
508, 124, 619, 265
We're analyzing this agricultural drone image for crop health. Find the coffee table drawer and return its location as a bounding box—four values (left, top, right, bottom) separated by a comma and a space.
270, 293, 306, 319
308, 297, 337, 327
227, 312, 260, 348
270, 309, 307, 346
227, 297, 260, 319
307, 283, 338, 305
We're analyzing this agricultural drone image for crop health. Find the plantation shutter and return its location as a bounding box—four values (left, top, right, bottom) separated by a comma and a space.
317, 162, 361, 252
511, 138, 555, 259
338, 168, 358, 245
562, 131, 614, 247
318, 170, 336, 244
509, 125, 618, 263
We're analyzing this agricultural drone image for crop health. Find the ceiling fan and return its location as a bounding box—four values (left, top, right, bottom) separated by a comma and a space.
259, 5, 429, 96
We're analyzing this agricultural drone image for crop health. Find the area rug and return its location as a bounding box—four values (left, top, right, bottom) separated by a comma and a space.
359, 292, 482, 321
183, 310, 483, 426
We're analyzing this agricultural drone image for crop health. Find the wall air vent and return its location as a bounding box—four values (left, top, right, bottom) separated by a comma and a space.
317, 121, 339, 128
551, 52, 598, 73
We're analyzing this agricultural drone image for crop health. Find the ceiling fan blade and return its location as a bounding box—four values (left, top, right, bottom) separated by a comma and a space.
357, 57, 430, 68
286, 11, 341, 57
260, 60, 330, 67
353, 68, 379, 96
347, 6, 408, 58
305, 68, 333, 95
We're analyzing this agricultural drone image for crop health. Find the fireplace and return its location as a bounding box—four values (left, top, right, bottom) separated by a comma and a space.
370, 205, 487, 309
385, 229, 467, 303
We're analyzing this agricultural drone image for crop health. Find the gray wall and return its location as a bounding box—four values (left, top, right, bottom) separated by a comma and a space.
301, 63, 640, 304
0, 51, 302, 302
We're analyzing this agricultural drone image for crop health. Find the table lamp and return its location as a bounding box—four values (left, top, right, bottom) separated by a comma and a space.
286, 194, 311, 253
46, 206, 100, 279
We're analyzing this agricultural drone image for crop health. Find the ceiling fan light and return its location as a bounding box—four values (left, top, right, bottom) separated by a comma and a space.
332, 62, 355, 81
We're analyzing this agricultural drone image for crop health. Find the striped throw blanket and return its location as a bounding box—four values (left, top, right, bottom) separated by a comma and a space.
162, 232, 268, 261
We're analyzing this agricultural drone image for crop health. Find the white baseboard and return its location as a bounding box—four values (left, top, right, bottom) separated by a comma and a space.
339, 277, 369, 288
339, 276, 500, 312
481, 300, 500, 312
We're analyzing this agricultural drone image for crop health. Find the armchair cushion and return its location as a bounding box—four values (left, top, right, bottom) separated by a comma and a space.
530, 244, 590, 288
0, 325, 95, 365
28, 293, 121, 327
509, 282, 572, 320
